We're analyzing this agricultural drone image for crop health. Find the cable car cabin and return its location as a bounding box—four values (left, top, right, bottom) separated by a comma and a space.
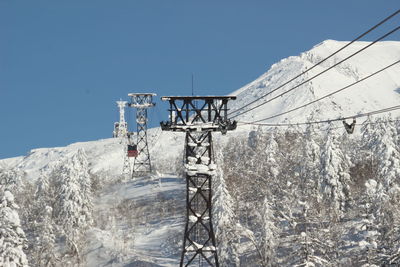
343, 118, 356, 134
128, 145, 138, 157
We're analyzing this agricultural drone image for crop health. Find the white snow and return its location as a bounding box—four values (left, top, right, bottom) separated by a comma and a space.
230, 40, 400, 128
86, 175, 185, 266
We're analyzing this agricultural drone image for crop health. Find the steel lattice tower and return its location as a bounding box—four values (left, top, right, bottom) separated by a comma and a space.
113, 100, 131, 177
113, 100, 128, 138
128, 93, 156, 176
122, 142, 131, 177
160, 96, 237, 267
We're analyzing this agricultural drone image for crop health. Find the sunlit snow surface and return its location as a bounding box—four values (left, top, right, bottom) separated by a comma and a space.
231, 40, 400, 124
86, 175, 185, 267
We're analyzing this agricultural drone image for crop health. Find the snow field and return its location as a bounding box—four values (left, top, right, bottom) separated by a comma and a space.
86, 176, 186, 266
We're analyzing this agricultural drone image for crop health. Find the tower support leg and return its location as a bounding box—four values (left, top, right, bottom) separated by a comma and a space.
180, 132, 219, 267
133, 108, 152, 176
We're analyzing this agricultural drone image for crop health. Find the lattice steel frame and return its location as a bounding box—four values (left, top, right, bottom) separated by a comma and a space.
113, 100, 128, 138
128, 93, 156, 176
160, 96, 236, 267
122, 137, 131, 176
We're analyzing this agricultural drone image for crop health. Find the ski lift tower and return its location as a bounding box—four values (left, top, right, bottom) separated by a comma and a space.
113, 100, 128, 138
128, 93, 156, 176
160, 96, 237, 267
113, 100, 131, 176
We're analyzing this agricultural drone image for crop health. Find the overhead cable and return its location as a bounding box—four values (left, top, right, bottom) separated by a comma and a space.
229, 8, 400, 116
237, 105, 400, 127
229, 18, 400, 119
249, 59, 400, 123
236, 119, 400, 135
230, 25, 400, 119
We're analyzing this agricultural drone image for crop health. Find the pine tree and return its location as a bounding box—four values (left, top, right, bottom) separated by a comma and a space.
34, 206, 57, 267
30, 170, 57, 266
301, 125, 322, 208
362, 116, 400, 193
213, 149, 240, 266
53, 149, 93, 261
0, 189, 28, 267
382, 188, 400, 266
0, 168, 25, 194
320, 127, 351, 218
360, 117, 400, 264
291, 231, 329, 267
258, 197, 278, 267
35, 170, 52, 204
352, 179, 384, 266
263, 130, 280, 184
251, 127, 281, 199
75, 149, 93, 228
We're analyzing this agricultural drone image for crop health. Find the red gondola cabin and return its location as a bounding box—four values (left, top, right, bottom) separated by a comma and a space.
128, 145, 138, 157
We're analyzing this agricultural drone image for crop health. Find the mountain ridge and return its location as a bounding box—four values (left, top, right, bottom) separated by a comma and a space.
230, 40, 400, 125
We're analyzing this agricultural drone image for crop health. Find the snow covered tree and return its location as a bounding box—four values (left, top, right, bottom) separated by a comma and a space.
0, 189, 28, 267
249, 127, 281, 200
319, 127, 352, 218
216, 116, 400, 264
0, 168, 25, 195
300, 125, 322, 208
291, 231, 329, 267
213, 148, 240, 266
303, 125, 321, 177
281, 196, 333, 267
35, 170, 52, 204
76, 150, 93, 227
257, 197, 278, 267
262, 129, 280, 188
222, 135, 254, 201
358, 117, 400, 264
0, 168, 33, 229
32, 168, 55, 217
382, 188, 400, 266
240, 198, 278, 267
249, 130, 280, 266
362, 116, 400, 193
29, 169, 58, 266
32, 206, 57, 267
52, 149, 93, 262
351, 179, 385, 266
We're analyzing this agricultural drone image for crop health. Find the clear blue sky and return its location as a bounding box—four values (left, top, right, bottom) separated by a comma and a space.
0, 0, 399, 158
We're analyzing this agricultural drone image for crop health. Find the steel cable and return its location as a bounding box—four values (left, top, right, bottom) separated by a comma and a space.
228, 9, 400, 118
248, 59, 400, 123
229, 25, 400, 119
237, 105, 400, 127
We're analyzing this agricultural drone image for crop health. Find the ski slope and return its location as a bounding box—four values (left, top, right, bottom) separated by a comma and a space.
85, 175, 185, 267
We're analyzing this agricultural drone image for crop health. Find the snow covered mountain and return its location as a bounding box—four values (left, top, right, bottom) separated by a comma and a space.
230, 40, 400, 124
3, 40, 399, 173
1, 40, 400, 266
4, 40, 399, 175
